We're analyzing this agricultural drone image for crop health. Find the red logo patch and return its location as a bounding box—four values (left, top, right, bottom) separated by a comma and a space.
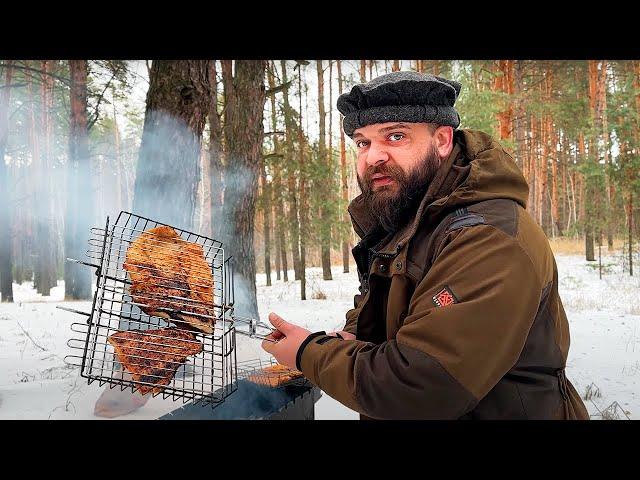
432, 286, 458, 307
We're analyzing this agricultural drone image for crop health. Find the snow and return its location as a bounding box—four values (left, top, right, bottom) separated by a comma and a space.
1, 253, 639, 420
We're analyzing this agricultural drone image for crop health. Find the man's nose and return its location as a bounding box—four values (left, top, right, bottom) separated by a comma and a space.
365, 142, 389, 167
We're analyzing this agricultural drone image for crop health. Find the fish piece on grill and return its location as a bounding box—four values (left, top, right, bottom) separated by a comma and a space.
107, 327, 204, 395
245, 363, 305, 388
123, 226, 215, 334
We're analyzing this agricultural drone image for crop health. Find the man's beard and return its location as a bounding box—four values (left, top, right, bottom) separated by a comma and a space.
357, 144, 441, 233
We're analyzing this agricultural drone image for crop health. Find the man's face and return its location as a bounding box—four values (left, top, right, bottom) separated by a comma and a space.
353, 122, 444, 232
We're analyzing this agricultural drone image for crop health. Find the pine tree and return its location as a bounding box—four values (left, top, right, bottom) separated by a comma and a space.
65, 60, 93, 299
0, 61, 14, 302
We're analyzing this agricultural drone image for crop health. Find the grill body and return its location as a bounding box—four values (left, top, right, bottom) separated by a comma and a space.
159, 379, 322, 420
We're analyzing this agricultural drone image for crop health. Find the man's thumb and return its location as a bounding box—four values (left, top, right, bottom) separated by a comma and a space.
268, 312, 292, 334
261, 338, 275, 354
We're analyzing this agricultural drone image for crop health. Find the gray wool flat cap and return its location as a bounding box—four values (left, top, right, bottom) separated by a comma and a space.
337, 71, 462, 137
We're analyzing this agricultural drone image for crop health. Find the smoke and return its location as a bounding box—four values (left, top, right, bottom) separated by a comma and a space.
231, 273, 257, 320
213, 160, 261, 320
3, 107, 88, 296
161, 378, 300, 419
132, 110, 202, 231
2, 65, 141, 299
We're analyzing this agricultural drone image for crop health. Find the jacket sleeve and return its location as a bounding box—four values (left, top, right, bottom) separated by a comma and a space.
342, 308, 359, 335
296, 224, 545, 419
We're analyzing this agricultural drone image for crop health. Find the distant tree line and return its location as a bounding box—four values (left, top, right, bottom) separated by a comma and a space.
1, 59, 639, 307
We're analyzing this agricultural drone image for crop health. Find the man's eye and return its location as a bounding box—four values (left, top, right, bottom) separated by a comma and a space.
388, 133, 404, 142
356, 140, 368, 148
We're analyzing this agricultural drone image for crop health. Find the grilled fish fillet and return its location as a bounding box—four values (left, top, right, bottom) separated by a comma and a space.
107, 327, 203, 395
246, 363, 305, 388
123, 226, 215, 334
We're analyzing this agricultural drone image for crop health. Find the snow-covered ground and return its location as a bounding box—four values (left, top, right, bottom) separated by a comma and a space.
1, 253, 638, 419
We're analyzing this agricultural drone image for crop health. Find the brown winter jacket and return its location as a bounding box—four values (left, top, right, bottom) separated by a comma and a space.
295, 129, 589, 420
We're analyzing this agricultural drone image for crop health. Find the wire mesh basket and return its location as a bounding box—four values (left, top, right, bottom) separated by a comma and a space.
237, 358, 309, 389
61, 211, 239, 407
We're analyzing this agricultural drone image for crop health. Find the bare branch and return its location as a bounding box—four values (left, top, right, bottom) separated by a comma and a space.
16, 321, 47, 352
265, 81, 291, 97
88, 63, 126, 130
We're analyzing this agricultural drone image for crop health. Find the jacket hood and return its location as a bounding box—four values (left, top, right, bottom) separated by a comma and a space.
348, 128, 529, 241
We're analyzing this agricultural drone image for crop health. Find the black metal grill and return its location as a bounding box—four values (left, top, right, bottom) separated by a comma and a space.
237, 357, 310, 388
61, 211, 240, 407
159, 372, 322, 420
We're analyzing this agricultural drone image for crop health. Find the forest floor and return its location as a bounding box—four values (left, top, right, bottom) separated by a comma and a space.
0, 252, 639, 420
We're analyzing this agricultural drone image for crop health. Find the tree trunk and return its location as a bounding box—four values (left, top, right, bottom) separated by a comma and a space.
535, 67, 548, 232
577, 132, 586, 234
494, 60, 514, 142
0, 62, 14, 302
111, 90, 123, 214
392, 60, 400, 72
550, 119, 561, 236
268, 63, 289, 283
560, 133, 569, 232
568, 157, 577, 233
537, 115, 547, 229
513, 61, 525, 171
527, 113, 537, 220
337, 60, 350, 273
317, 60, 332, 281
585, 228, 595, 261
133, 60, 211, 230
585, 60, 604, 262
599, 62, 614, 250
274, 205, 281, 281
570, 145, 577, 233
280, 61, 301, 280
629, 191, 634, 276
279, 222, 288, 281
260, 158, 272, 286
328, 60, 333, 163
328, 60, 334, 267
360, 60, 367, 82
35, 60, 56, 296
12, 160, 30, 285
563, 134, 568, 232
220, 60, 266, 318
298, 65, 307, 300
65, 59, 94, 299
209, 61, 224, 238
266, 63, 283, 282
26, 66, 40, 286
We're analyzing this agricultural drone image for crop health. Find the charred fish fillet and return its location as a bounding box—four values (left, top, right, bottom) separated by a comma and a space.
107, 327, 204, 395
123, 226, 215, 334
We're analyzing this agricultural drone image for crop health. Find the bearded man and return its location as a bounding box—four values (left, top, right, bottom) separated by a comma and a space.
262, 71, 589, 420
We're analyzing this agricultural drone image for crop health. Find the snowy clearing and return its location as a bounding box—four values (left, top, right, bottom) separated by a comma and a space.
1, 253, 638, 420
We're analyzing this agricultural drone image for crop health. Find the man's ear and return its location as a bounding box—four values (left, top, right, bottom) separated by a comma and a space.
434, 126, 454, 159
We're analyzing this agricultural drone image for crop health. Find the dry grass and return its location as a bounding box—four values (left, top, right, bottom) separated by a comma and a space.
583, 382, 602, 401
311, 289, 327, 300
548, 237, 626, 255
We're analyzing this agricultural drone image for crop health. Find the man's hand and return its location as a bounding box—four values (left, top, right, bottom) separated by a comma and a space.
261, 312, 312, 369
327, 330, 356, 340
